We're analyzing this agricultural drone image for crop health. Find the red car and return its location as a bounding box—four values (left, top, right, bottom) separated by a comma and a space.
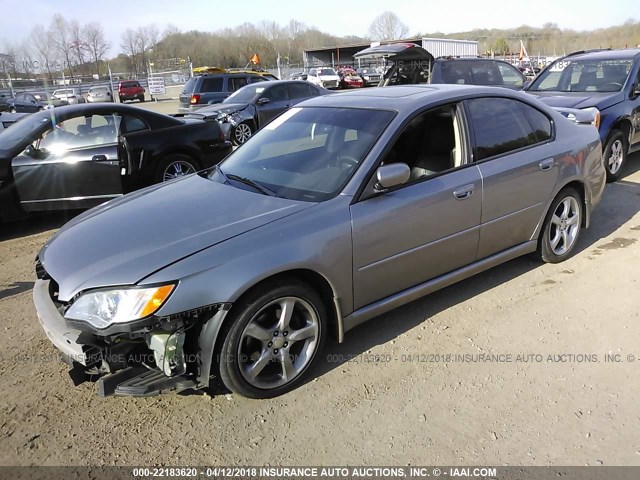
338, 68, 364, 89
118, 80, 145, 103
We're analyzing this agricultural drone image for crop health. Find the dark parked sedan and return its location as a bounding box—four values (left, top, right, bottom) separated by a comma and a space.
0, 103, 231, 221
195, 80, 328, 145
8, 91, 68, 112
33, 86, 605, 399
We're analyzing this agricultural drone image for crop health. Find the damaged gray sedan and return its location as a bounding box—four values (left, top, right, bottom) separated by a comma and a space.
33, 85, 606, 398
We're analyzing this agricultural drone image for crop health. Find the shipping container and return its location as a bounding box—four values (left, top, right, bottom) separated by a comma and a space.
421, 37, 479, 57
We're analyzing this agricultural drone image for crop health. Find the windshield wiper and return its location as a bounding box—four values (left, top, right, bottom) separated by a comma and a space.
226, 173, 279, 197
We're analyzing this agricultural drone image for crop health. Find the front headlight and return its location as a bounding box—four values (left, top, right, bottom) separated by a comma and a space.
65, 284, 175, 329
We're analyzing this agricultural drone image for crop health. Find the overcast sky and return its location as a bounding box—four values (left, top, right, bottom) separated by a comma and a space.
3, 0, 637, 54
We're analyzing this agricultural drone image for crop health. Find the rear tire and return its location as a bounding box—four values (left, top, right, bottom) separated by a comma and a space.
154, 154, 198, 183
214, 279, 327, 399
603, 130, 627, 182
9, 107, 16, 113
534, 187, 583, 263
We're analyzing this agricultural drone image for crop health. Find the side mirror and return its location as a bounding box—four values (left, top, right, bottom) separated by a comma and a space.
256, 97, 270, 105
633, 83, 640, 97
24, 145, 36, 157
374, 163, 410, 193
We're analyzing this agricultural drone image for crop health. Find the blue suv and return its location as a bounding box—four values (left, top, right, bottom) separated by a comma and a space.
526, 48, 640, 182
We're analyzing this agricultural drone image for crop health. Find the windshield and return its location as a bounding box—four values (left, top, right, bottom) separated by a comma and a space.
224, 85, 265, 104
210, 107, 395, 201
529, 58, 633, 92
0, 110, 51, 151
90, 87, 109, 93
319, 69, 336, 76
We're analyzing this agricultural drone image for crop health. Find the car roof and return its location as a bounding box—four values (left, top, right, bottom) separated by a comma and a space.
564, 48, 640, 61
195, 72, 264, 78
298, 84, 538, 112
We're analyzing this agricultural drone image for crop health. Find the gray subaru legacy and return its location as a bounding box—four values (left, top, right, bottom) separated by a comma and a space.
33, 85, 606, 399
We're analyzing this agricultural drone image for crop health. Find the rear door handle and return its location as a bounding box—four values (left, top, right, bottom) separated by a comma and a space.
453, 184, 474, 200
92, 155, 107, 162
539, 158, 554, 171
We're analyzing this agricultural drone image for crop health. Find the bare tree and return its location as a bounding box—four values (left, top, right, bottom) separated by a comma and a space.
29, 25, 58, 79
49, 14, 75, 76
83, 22, 110, 75
368, 11, 409, 41
121, 28, 139, 75
70, 20, 86, 73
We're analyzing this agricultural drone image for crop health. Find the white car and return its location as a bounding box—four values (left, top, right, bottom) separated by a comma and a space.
52, 88, 85, 105
307, 67, 340, 89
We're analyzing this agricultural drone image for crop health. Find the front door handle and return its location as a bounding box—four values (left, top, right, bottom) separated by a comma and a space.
539, 158, 554, 171
92, 155, 107, 162
453, 184, 474, 200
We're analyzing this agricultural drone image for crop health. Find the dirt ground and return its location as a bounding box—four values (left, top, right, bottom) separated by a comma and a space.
0, 155, 639, 467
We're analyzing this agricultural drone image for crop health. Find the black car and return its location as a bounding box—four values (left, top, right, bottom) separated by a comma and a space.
194, 80, 329, 145
0, 103, 231, 221
7, 91, 68, 112
178, 72, 269, 112
525, 48, 640, 182
354, 43, 528, 89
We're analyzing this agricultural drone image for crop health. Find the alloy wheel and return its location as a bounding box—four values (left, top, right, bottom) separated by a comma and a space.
607, 139, 624, 175
549, 196, 580, 256
234, 123, 252, 144
162, 161, 196, 181
238, 296, 319, 389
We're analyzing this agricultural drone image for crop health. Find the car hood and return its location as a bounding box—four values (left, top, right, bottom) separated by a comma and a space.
197, 103, 249, 115
39, 174, 315, 301
354, 43, 435, 64
526, 91, 624, 110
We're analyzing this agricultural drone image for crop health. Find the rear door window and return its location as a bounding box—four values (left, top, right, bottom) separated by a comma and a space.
200, 77, 224, 92
466, 97, 552, 160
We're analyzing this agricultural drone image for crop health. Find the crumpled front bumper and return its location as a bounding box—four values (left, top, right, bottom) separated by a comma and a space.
32, 279, 98, 366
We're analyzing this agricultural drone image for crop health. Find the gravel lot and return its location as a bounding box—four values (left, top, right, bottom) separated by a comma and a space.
0, 143, 639, 466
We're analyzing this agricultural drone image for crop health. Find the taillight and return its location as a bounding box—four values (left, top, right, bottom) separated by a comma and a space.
190, 94, 200, 104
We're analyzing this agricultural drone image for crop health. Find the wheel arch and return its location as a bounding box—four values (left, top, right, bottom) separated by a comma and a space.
155, 147, 202, 169
220, 268, 342, 345
604, 118, 632, 148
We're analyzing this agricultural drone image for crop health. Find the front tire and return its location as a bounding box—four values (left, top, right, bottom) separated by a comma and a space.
216, 280, 327, 399
232, 121, 254, 146
138, 95, 145, 102
9, 107, 16, 113
603, 130, 627, 182
535, 187, 583, 263
154, 154, 198, 183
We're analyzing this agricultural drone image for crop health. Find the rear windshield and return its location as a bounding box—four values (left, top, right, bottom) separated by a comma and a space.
182, 77, 198, 94
120, 81, 140, 88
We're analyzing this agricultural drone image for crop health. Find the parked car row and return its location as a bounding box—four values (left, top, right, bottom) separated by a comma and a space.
1, 80, 146, 113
